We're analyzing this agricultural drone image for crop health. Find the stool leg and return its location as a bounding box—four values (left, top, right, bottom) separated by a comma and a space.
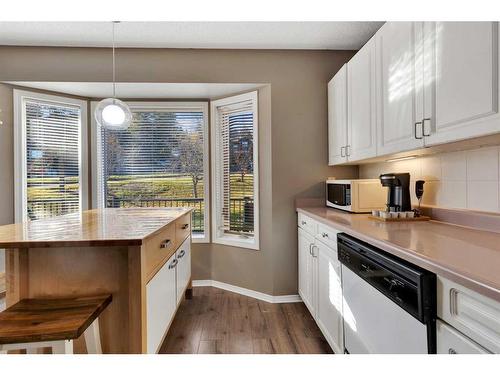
52, 340, 73, 354
84, 318, 102, 354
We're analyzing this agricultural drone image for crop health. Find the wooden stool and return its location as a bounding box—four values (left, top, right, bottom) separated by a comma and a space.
0, 294, 112, 354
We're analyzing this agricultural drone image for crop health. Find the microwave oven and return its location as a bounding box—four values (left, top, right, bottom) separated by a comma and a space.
326, 179, 386, 213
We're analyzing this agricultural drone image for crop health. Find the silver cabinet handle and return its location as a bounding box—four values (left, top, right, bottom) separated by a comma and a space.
168, 258, 178, 269
311, 245, 318, 258
448, 348, 457, 354
177, 249, 186, 259
423, 118, 431, 136
346, 145, 351, 157
322, 232, 329, 238
414, 121, 423, 139
309, 243, 313, 255
340, 146, 346, 157
160, 239, 171, 249
181, 223, 189, 230
301, 220, 307, 225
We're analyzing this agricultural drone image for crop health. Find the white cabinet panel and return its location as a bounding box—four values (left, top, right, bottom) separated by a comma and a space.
328, 64, 348, 165
437, 320, 490, 354
347, 37, 377, 161
376, 22, 424, 156
317, 241, 344, 354
297, 212, 317, 236
438, 276, 500, 353
298, 227, 317, 316
176, 238, 191, 304
146, 254, 177, 354
423, 22, 500, 146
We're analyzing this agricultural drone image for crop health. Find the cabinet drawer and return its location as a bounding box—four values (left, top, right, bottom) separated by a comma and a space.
297, 212, 317, 235
437, 320, 490, 354
438, 276, 500, 353
144, 223, 176, 282
175, 213, 191, 245
316, 223, 341, 249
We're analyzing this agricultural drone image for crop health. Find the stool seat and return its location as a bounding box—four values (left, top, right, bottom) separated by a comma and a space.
0, 295, 112, 349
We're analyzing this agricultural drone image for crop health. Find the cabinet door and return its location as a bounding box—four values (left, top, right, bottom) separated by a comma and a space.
317, 241, 344, 354
376, 22, 424, 156
298, 227, 315, 315
176, 237, 191, 304
146, 254, 177, 353
423, 22, 500, 146
347, 37, 377, 161
437, 320, 490, 354
328, 64, 348, 165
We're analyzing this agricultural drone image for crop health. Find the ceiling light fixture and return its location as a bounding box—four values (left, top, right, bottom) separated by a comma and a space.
94, 21, 132, 131
386, 155, 418, 163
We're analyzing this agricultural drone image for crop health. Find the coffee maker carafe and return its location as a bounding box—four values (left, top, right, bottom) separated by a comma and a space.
379, 173, 411, 212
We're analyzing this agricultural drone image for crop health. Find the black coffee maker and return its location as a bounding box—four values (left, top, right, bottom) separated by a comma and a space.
379, 173, 411, 212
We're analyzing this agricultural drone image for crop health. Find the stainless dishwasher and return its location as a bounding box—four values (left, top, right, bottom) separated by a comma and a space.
337, 233, 436, 354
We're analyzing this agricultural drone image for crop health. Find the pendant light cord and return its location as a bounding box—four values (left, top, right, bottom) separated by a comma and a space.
112, 21, 117, 98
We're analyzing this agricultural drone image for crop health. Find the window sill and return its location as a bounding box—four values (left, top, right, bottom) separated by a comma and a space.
192, 234, 209, 244
213, 236, 259, 251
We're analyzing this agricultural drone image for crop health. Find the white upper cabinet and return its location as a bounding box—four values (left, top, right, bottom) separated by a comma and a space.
347, 37, 377, 161
376, 22, 425, 156
423, 22, 500, 146
328, 64, 348, 165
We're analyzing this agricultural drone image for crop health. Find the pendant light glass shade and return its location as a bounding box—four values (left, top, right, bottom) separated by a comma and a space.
94, 98, 132, 130
94, 21, 132, 131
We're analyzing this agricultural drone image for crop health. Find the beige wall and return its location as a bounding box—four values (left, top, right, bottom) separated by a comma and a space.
0, 46, 358, 295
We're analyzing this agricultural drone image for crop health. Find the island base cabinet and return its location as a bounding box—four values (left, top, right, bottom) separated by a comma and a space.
146, 254, 177, 354
317, 241, 344, 354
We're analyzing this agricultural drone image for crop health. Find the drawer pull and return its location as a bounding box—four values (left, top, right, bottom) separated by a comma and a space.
168, 258, 178, 269
177, 250, 186, 259
181, 223, 189, 230
160, 239, 171, 249
301, 221, 307, 225
322, 232, 329, 238
448, 348, 457, 354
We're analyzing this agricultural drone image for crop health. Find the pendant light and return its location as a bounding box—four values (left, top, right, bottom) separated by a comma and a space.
94, 21, 132, 130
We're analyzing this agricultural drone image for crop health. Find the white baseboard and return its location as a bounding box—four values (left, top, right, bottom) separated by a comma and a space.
192, 280, 302, 304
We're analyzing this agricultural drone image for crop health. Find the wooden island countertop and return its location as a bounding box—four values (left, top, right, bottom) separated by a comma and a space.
1, 208, 194, 354
0, 208, 193, 248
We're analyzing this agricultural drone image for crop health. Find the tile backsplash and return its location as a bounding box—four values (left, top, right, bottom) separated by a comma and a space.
359, 145, 500, 213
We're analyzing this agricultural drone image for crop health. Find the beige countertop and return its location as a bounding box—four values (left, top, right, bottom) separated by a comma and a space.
297, 206, 500, 303
0, 208, 192, 248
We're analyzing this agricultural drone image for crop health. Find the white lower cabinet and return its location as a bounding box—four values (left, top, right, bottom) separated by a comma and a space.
147, 238, 192, 354
298, 215, 344, 353
298, 227, 317, 316
176, 238, 191, 304
316, 240, 344, 354
147, 253, 178, 354
437, 320, 490, 354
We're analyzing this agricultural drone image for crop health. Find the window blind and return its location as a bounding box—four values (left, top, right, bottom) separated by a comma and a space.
24, 99, 82, 221
213, 95, 257, 243
98, 107, 207, 235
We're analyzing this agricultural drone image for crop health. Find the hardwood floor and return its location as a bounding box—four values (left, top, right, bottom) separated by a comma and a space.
159, 286, 333, 354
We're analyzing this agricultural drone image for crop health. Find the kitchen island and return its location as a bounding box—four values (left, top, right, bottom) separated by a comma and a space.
0, 208, 193, 354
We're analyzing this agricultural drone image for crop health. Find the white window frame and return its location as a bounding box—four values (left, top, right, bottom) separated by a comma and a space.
211, 91, 259, 250
13, 89, 88, 223
91, 101, 210, 243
